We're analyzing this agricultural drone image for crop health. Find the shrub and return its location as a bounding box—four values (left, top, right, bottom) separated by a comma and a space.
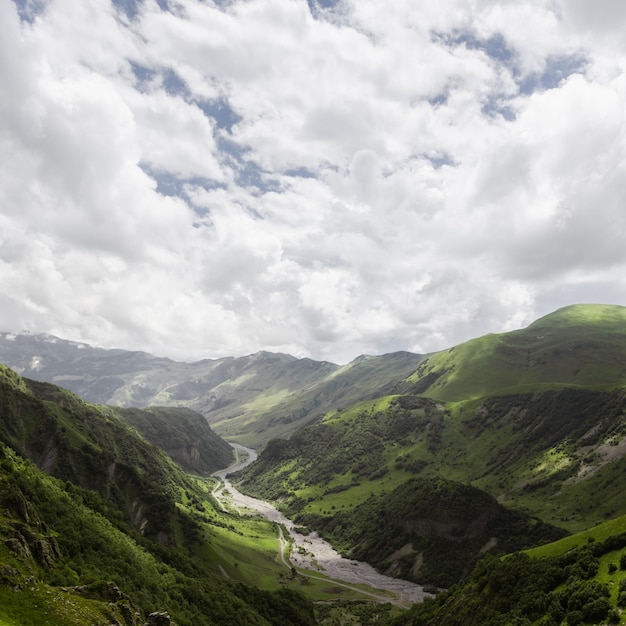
566, 611, 583, 626
582, 597, 610, 623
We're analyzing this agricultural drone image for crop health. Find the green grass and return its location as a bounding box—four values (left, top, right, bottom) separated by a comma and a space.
323, 396, 399, 426
246, 384, 626, 538
529, 303, 626, 330
242, 387, 293, 413
0, 370, 326, 626
0, 586, 118, 626
212, 352, 425, 447
527, 516, 626, 559
403, 304, 626, 403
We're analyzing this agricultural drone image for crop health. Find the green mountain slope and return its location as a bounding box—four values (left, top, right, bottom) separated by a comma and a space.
404, 304, 626, 401
212, 351, 427, 446
0, 441, 316, 626
0, 365, 318, 625
295, 476, 565, 588
238, 395, 567, 588
116, 406, 233, 473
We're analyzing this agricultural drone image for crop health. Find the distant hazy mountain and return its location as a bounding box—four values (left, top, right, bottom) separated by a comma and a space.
0, 332, 426, 446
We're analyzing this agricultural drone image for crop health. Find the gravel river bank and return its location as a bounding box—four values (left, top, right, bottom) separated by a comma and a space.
213, 443, 429, 606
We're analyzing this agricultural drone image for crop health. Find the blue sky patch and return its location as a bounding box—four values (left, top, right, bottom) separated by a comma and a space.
423, 153, 455, 169
129, 61, 156, 90
284, 167, 317, 179
306, 0, 341, 20
112, 0, 141, 20
195, 98, 242, 134
438, 30, 517, 70
140, 164, 225, 199
519, 54, 588, 94
129, 63, 241, 133
162, 67, 189, 97
236, 161, 281, 195
216, 137, 281, 194
12, 0, 47, 23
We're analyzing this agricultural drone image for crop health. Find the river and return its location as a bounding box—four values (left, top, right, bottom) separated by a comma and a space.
212, 443, 429, 606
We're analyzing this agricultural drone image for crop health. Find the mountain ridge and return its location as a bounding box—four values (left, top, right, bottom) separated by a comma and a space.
0, 331, 426, 446
402, 303, 626, 402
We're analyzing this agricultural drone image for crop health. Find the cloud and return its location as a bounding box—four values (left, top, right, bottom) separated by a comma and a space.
0, 0, 625, 363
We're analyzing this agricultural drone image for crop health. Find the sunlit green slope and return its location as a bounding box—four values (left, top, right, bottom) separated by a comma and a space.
211, 351, 426, 447
405, 304, 626, 401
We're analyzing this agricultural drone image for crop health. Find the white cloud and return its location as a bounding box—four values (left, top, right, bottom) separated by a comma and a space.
0, 0, 625, 363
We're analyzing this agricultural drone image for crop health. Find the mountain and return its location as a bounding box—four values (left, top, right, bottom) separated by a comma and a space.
236, 304, 626, 589
237, 394, 567, 587
0, 364, 318, 625
116, 406, 233, 474
0, 332, 426, 446
212, 350, 427, 446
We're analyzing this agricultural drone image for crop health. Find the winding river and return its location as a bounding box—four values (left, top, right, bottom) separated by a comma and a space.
212, 443, 429, 606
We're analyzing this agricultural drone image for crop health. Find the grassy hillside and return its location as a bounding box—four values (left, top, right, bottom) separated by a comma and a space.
404, 304, 626, 402
238, 394, 568, 588
0, 363, 422, 624
212, 351, 427, 447
0, 441, 318, 626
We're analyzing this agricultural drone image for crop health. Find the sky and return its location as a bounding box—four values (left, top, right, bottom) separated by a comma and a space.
1, 0, 626, 364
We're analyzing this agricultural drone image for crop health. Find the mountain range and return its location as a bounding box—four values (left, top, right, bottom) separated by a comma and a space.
0, 332, 425, 447
3, 303, 626, 625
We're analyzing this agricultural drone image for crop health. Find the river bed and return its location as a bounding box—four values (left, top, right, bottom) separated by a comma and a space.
213, 443, 429, 605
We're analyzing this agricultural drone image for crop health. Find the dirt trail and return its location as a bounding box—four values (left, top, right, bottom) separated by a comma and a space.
213, 444, 429, 606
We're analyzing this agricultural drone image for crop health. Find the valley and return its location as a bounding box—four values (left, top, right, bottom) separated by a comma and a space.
212, 443, 428, 606
3, 304, 626, 624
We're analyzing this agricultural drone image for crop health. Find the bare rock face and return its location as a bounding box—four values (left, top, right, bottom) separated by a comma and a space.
145, 611, 177, 626
165, 446, 201, 471
5, 532, 33, 561
31, 535, 61, 569
1, 483, 35, 523
73, 581, 128, 602
72, 582, 145, 626
0, 563, 19, 585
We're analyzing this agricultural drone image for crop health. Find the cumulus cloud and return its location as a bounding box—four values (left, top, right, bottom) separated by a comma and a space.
0, 0, 625, 363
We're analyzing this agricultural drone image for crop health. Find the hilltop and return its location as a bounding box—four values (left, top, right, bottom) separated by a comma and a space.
403, 304, 626, 400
